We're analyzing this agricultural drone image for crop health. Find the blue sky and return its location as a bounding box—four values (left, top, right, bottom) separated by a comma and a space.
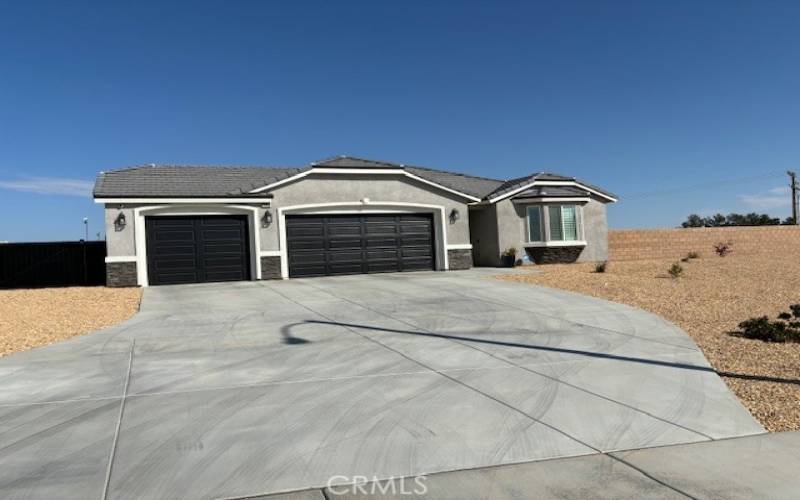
1, 0, 799, 241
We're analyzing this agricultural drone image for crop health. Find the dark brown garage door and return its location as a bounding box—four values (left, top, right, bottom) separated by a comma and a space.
286, 214, 435, 278
145, 215, 250, 285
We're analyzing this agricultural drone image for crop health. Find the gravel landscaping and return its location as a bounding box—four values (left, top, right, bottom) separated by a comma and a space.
0, 287, 142, 357
499, 253, 800, 432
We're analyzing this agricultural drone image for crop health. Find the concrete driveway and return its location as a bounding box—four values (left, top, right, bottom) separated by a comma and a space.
0, 271, 763, 499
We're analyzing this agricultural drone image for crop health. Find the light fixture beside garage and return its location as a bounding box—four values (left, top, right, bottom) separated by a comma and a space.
114, 212, 126, 231
449, 208, 460, 224
261, 209, 273, 227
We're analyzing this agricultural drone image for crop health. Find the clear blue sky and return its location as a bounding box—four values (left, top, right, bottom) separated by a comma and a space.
1, 0, 798, 241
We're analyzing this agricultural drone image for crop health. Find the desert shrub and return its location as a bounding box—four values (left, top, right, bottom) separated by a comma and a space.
668, 262, 684, 278
736, 304, 800, 342
681, 257, 690, 263
713, 241, 733, 257
595, 261, 607, 273
687, 251, 700, 259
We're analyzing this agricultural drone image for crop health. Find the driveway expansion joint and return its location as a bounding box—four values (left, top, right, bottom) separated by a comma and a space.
102, 339, 135, 500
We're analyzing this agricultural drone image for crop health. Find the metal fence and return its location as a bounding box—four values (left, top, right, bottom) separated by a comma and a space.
0, 241, 106, 289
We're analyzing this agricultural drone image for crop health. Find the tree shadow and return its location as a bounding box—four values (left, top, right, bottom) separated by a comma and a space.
301, 319, 800, 386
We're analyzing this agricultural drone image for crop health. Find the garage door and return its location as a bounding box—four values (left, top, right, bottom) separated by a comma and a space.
286, 214, 435, 278
145, 215, 250, 285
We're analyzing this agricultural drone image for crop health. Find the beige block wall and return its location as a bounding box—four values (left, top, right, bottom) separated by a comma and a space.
609, 225, 800, 261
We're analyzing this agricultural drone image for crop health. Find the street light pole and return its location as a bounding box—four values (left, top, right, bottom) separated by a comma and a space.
789, 172, 799, 225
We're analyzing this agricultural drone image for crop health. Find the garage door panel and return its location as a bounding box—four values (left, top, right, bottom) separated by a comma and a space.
149, 244, 196, 256
288, 239, 325, 251
287, 225, 325, 238
327, 225, 362, 237
327, 250, 363, 262
152, 258, 198, 270
399, 224, 431, 234
366, 249, 399, 260
367, 262, 400, 273
287, 214, 434, 278
327, 238, 361, 250
203, 243, 246, 254
364, 224, 398, 235
146, 215, 250, 286
152, 230, 197, 243
401, 247, 433, 258
328, 263, 365, 275
365, 237, 398, 247
201, 229, 246, 240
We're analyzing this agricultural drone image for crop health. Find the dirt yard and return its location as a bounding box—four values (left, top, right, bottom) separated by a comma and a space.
0, 287, 142, 357
499, 254, 800, 432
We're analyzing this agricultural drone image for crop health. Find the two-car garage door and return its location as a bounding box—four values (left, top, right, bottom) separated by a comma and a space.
144, 213, 436, 285
286, 214, 435, 278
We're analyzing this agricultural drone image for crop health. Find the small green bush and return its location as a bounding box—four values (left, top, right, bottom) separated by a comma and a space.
736, 304, 800, 343
681, 257, 690, 263
595, 261, 607, 273
687, 251, 700, 259
668, 262, 684, 278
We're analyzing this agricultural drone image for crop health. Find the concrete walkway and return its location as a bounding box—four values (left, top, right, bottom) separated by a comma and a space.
0, 271, 764, 499
257, 431, 800, 499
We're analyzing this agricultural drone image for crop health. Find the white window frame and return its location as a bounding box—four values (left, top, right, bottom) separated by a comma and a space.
526, 206, 544, 243
525, 203, 587, 247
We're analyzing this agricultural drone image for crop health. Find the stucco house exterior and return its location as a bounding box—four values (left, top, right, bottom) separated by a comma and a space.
93, 156, 617, 286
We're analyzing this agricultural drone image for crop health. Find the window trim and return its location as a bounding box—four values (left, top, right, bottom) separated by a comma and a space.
526, 205, 544, 243
524, 203, 586, 246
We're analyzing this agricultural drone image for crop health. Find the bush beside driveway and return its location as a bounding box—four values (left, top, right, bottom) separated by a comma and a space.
500, 253, 800, 432
0, 286, 141, 357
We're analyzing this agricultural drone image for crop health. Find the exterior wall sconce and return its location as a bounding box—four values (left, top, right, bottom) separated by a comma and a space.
114, 212, 126, 231
449, 208, 460, 224
262, 210, 273, 227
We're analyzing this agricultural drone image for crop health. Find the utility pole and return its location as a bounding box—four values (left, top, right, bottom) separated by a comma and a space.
789, 171, 799, 225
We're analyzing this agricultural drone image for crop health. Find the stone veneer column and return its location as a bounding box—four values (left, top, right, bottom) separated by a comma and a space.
447, 249, 473, 270
261, 256, 282, 279
106, 262, 138, 287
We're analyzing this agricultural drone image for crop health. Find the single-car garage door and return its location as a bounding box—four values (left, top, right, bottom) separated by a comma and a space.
145, 215, 250, 285
286, 214, 435, 278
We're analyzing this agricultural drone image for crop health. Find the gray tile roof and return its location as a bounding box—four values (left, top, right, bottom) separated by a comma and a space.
93, 156, 616, 202
511, 185, 591, 198
488, 172, 617, 201
94, 165, 304, 198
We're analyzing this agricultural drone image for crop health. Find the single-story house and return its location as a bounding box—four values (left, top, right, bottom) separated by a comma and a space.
93, 156, 617, 286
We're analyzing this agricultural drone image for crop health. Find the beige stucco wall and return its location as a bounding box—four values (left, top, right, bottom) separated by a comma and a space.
103, 173, 471, 259
262, 173, 471, 251
104, 206, 136, 257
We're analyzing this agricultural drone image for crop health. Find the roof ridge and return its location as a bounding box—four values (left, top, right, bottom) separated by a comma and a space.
102, 164, 306, 174
311, 155, 404, 167
406, 164, 503, 183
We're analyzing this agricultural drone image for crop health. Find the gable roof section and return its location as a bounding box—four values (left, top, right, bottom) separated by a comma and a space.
92, 156, 616, 203
308, 156, 502, 198
487, 172, 617, 203
511, 185, 591, 199
93, 165, 304, 198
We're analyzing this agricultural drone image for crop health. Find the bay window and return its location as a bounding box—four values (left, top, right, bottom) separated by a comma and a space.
526, 204, 583, 244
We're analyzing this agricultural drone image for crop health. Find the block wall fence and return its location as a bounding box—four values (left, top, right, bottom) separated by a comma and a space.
608, 226, 800, 261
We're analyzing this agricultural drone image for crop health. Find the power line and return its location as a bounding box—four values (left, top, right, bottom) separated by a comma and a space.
622, 171, 786, 200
